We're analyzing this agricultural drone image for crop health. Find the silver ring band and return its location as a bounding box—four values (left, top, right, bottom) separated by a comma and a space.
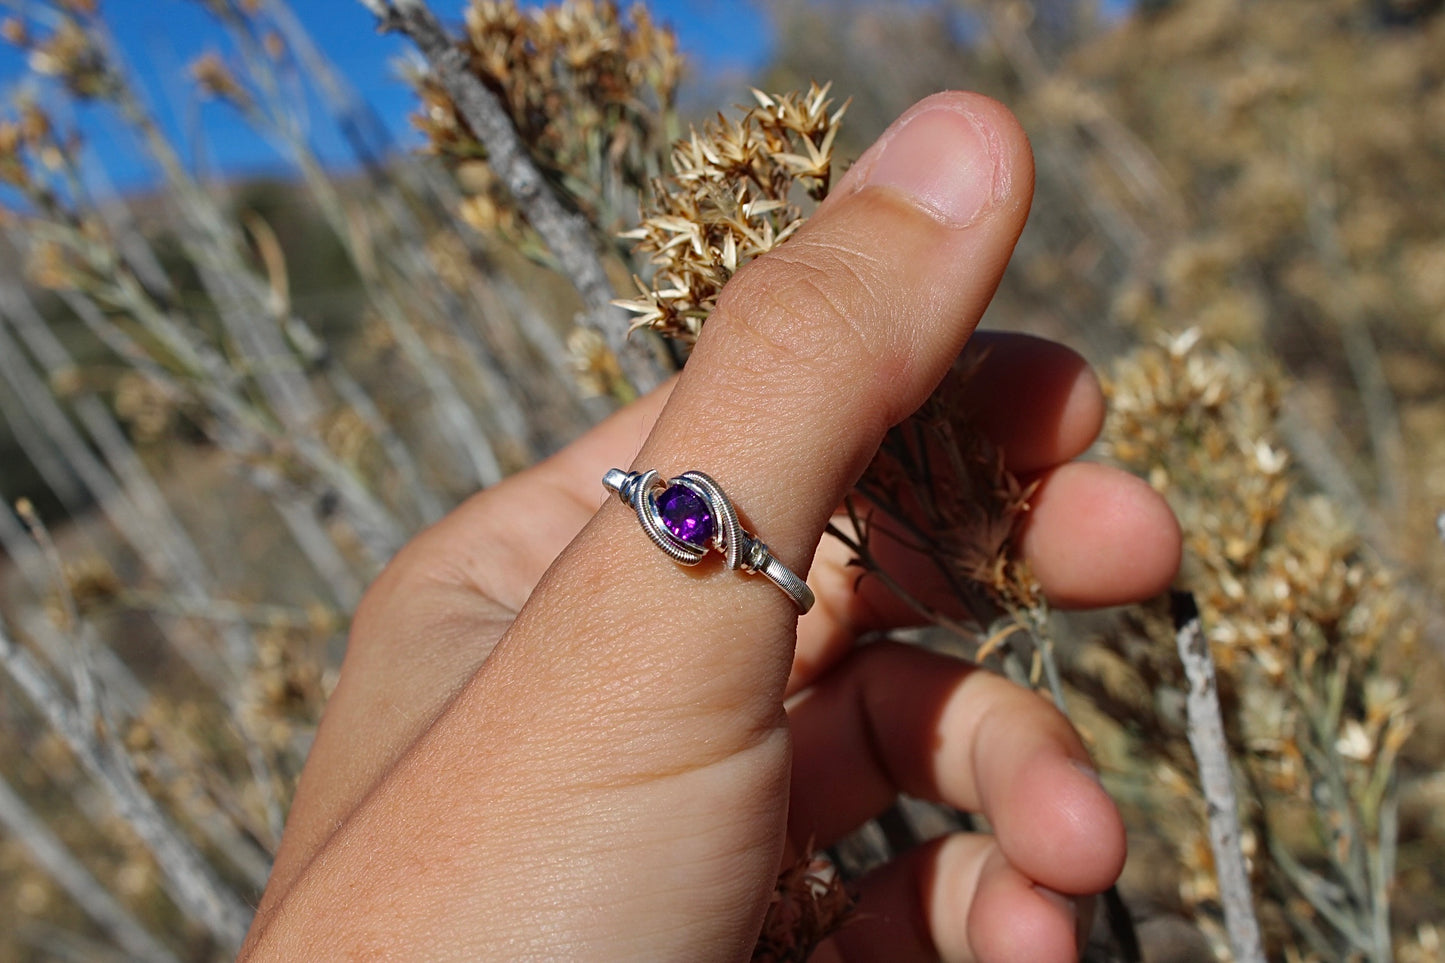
603, 468, 815, 614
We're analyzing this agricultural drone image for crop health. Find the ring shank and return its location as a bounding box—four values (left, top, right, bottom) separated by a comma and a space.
758, 554, 815, 613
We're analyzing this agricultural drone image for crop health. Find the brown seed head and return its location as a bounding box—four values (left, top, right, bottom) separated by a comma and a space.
616, 83, 847, 343
28, 19, 113, 99
190, 51, 250, 108
0, 17, 29, 47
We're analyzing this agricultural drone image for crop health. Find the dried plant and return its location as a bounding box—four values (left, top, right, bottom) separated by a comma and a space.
414, 0, 682, 244
612, 65, 1060, 708
760, 2, 1444, 956
618, 76, 1081, 952
1085, 330, 1419, 961
827, 354, 1055, 691
557, 3, 1436, 956
376, 0, 672, 396
2, 1, 1441, 961
0, 0, 607, 957
752, 849, 856, 963
617, 83, 846, 342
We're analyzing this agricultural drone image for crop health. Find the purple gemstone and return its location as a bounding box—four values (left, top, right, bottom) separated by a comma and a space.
657, 484, 714, 547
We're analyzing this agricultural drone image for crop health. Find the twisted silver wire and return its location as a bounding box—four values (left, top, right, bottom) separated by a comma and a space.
602, 468, 815, 613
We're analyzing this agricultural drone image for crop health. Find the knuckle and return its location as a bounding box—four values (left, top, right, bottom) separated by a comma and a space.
712, 236, 893, 379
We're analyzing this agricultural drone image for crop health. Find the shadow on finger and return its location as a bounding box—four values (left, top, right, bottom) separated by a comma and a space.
824, 834, 1084, 963
787, 641, 1125, 898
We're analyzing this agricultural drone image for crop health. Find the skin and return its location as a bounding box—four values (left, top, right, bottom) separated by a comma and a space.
241, 92, 1182, 962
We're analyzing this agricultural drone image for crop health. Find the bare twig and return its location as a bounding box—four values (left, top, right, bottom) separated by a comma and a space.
363, 0, 665, 394
15, 921, 138, 963
208, 15, 514, 487
1172, 591, 1265, 963
1266, 834, 1372, 949
0, 773, 181, 963
0, 504, 150, 715
0, 619, 251, 950
825, 512, 980, 646
1372, 780, 1400, 962
246, 463, 365, 610
13, 500, 101, 733
268, 0, 603, 438
0, 298, 234, 686
50, 19, 411, 560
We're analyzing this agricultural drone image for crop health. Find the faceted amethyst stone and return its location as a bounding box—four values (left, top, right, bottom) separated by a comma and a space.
657, 484, 714, 547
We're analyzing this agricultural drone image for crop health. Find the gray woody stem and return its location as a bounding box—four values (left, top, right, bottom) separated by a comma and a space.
1172, 591, 1266, 963
362, 0, 665, 394
0, 621, 251, 951
0, 773, 181, 963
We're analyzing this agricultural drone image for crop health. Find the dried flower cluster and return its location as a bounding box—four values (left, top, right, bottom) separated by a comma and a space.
112, 372, 182, 445
828, 351, 1045, 678
616, 83, 846, 342
1089, 331, 1418, 959
6, 9, 113, 100
566, 325, 626, 397
0, 96, 71, 191
188, 51, 251, 109
415, 0, 681, 237
1106, 329, 1289, 600
2, 2, 620, 955
1022, 0, 1445, 582
752, 851, 855, 963
239, 610, 337, 755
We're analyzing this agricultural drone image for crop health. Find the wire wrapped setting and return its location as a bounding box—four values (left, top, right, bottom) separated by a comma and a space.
602, 468, 815, 614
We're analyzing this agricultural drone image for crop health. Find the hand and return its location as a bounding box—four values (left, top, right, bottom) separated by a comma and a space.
241, 92, 1180, 962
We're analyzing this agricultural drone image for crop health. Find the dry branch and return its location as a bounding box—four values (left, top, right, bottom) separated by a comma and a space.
0, 773, 181, 963
361, 0, 665, 394
0, 620, 251, 951
1172, 591, 1265, 963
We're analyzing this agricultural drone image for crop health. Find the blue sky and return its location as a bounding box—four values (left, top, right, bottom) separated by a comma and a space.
0, 0, 773, 190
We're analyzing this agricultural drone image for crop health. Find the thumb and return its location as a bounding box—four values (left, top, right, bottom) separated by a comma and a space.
507, 90, 1034, 736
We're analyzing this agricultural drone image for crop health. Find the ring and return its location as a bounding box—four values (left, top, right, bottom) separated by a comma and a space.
602, 468, 815, 614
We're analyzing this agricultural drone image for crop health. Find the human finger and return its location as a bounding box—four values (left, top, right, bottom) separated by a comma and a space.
523, 328, 1099, 532
949, 331, 1104, 475
449, 327, 1106, 618
786, 641, 1124, 895
794, 462, 1179, 691
1017, 460, 1180, 607
827, 836, 1088, 963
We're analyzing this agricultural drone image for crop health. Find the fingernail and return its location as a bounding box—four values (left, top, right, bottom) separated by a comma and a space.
864, 106, 1000, 227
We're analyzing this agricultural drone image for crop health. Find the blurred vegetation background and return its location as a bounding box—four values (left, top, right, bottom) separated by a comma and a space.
0, 0, 1441, 960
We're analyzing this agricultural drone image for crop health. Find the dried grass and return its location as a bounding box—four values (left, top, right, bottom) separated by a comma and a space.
0, 1, 1440, 961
